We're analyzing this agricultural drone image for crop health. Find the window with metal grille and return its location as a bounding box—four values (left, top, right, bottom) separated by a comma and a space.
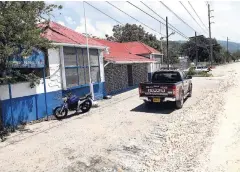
63, 47, 100, 88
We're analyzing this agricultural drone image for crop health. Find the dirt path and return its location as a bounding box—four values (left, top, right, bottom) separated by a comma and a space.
196, 63, 240, 172
0, 63, 240, 172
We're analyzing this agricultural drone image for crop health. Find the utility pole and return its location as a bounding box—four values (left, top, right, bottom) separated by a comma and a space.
208, 3, 213, 66
195, 31, 198, 66
226, 37, 229, 63
83, 2, 95, 101
227, 37, 229, 53
159, 22, 163, 68
166, 16, 169, 70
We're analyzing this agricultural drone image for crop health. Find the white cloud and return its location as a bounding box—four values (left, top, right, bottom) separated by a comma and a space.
54, 1, 240, 43
57, 21, 65, 26
64, 16, 76, 25
75, 18, 113, 38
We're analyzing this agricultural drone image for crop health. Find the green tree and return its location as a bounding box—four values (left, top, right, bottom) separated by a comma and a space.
162, 41, 181, 64
180, 36, 222, 63
232, 50, 240, 62
0, 2, 62, 84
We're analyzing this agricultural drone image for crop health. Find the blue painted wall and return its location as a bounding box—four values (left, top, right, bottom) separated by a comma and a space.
0, 82, 106, 127
1, 90, 62, 127
62, 82, 106, 100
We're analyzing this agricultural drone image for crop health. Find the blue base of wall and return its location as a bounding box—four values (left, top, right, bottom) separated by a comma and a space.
1, 90, 62, 127
0, 82, 106, 127
62, 82, 106, 100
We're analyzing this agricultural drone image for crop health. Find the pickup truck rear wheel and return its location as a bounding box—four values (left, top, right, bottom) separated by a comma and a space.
176, 92, 184, 109
188, 85, 192, 97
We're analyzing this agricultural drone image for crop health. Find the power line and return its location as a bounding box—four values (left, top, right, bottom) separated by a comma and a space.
84, 1, 122, 25
127, 2, 165, 25
188, 1, 209, 31
140, 1, 189, 40
179, 1, 208, 35
159, 1, 196, 33
106, 1, 165, 37
127, 1, 189, 39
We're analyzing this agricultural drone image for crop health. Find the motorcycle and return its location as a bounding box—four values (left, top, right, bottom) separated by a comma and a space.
53, 93, 93, 119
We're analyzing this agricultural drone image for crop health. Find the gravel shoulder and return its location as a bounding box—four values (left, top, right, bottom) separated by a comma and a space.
0, 63, 240, 172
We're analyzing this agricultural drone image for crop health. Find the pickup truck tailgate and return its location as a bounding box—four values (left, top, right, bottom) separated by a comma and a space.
139, 83, 175, 97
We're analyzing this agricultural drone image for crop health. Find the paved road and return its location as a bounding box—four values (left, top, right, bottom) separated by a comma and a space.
0, 63, 240, 172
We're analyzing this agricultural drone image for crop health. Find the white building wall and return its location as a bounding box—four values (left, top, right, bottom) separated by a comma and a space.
46, 48, 62, 91
98, 49, 105, 82
0, 48, 62, 101
0, 47, 107, 101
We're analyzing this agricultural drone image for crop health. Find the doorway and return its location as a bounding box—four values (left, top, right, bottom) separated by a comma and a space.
127, 65, 133, 86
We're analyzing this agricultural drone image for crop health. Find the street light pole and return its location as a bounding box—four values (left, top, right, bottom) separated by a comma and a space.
227, 37, 229, 53
159, 22, 163, 67
195, 31, 198, 66
83, 1, 95, 100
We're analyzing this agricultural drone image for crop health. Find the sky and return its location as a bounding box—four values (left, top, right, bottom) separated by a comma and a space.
47, 1, 240, 43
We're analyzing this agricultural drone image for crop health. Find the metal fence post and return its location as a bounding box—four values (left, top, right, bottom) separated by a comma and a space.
8, 83, 14, 130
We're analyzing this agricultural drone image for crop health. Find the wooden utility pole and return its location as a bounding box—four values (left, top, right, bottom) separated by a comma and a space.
166, 16, 169, 70
195, 31, 198, 66
208, 3, 213, 66
227, 37, 229, 53
159, 22, 163, 67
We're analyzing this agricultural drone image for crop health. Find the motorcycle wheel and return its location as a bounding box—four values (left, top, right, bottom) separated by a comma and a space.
80, 100, 92, 113
53, 106, 68, 119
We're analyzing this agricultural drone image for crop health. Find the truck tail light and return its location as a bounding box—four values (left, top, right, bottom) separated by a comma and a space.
139, 85, 142, 95
172, 85, 177, 96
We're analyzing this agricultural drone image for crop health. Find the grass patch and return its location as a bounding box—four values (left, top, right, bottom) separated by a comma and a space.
194, 71, 213, 77
187, 67, 213, 77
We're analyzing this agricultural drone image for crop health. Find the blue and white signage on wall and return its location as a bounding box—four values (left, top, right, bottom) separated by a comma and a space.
8, 49, 45, 68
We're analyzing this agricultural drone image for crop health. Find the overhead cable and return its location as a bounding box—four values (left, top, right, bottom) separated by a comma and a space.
127, 1, 189, 39
179, 1, 208, 35
84, 1, 122, 25
106, 1, 166, 37
188, 1, 209, 31
141, 1, 189, 39
160, 1, 196, 33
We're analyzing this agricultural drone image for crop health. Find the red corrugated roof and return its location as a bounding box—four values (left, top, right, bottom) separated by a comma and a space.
104, 51, 155, 63
122, 42, 160, 55
93, 38, 158, 63
39, 22, 157, 64
40, 21, 104, 47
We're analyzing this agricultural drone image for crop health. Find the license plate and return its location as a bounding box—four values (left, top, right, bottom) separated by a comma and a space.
153, 98, 160, 103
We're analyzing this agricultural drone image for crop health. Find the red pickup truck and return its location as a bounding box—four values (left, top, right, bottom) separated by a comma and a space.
139, 70, 192, 109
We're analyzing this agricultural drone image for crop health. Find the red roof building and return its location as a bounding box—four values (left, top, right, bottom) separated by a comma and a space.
39, 22, 161, 95
40, 22, 159, 64
93, 38, 161, 64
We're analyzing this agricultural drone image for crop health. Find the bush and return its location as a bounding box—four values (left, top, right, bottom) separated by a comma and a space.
187, 67, 212, 77
197, 71, 213, 77
187, 67, 196, 76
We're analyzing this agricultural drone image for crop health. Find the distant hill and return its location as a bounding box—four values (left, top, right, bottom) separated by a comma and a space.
175, 40, 240, 53
217, 40, 240, 53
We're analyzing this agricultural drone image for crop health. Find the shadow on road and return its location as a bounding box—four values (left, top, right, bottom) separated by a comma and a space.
131, 102, 176, 114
